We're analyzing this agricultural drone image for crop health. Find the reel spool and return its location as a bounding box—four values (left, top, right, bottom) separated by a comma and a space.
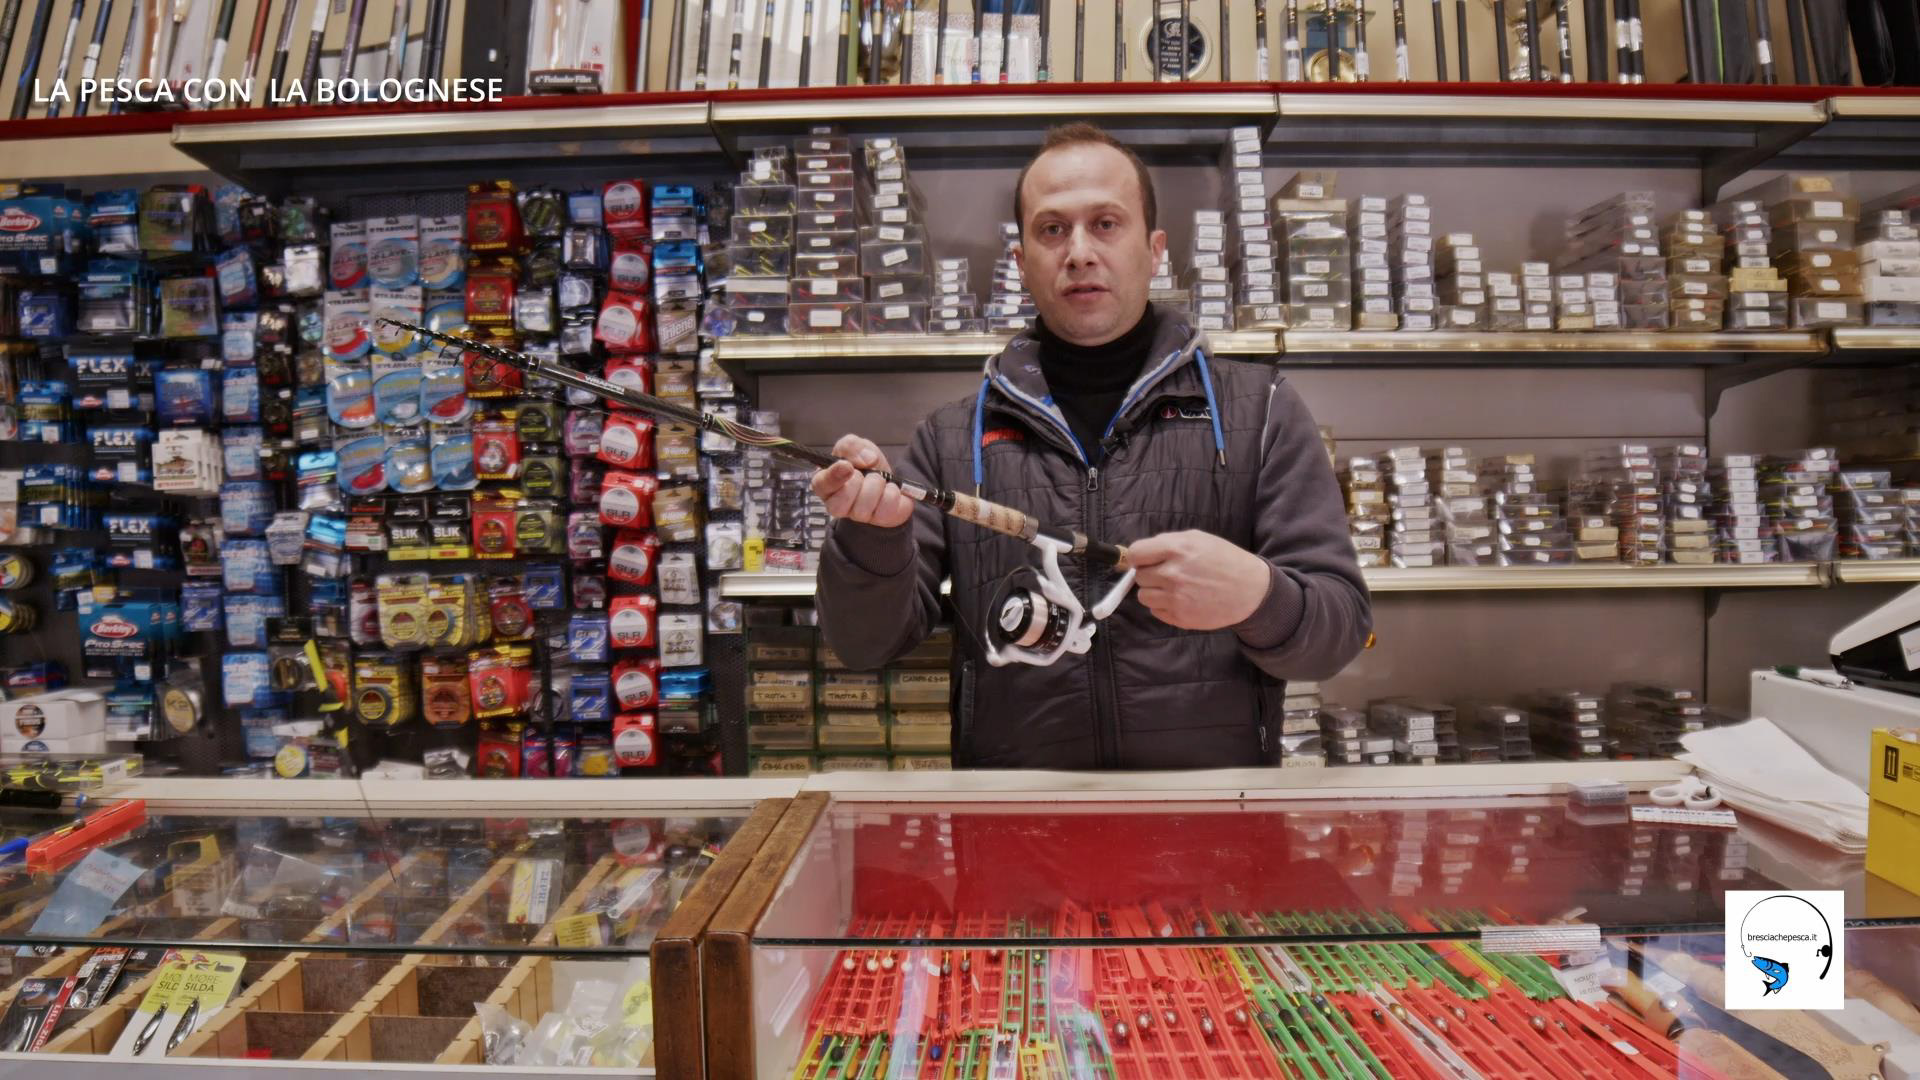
988, 569, 1074, 657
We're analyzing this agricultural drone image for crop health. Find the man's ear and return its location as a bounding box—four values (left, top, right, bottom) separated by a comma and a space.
1012, 238, 1025, 276
1149, 228, 1168, 265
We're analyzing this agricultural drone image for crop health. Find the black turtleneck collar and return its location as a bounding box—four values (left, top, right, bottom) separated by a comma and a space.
1034, 306, 1158, 464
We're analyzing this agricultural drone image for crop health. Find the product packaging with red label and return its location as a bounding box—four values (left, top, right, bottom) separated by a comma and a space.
467, 181, 525, 254
601, 181, 650, 246
614, 711, 658, 766
613, 656, 660, 709
597, 413, 654, 469
594, 292, 654, 353
607, 529, 660, 585
599, 471, 658, 527
608, 593, 657, 649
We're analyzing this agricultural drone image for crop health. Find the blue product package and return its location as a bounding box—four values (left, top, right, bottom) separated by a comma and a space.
384, 434, 432, 494
89, 188, 142, 254
220, 482, 276, 536
215, 247, 259, 308
156, 368, 215, 424
419, 217, 465, 289
373, 367, 424, 425
660, 668, 710, 701
523, 564, 564, 609
568, 191, 603, 225
18, 289, 74, 338
221, 312, 259, 365
214, 185, 248, 245
221, 538, 276, 593
221, 365, 261, 423
429, 429, 475, 490
419, 364, 468, 424
224, 593, 286, 647
336, 434, 388, 495
181, 583, 224, 633
569, 672, 611, 723
367, 216, 420, 287
223, 427, 264, 480
243, 719, 280, 760
568, 614, 609, 663
325, 366, 376, 428
222, 652, 271, 707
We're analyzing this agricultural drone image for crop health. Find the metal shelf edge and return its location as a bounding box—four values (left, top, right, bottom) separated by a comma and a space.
1274, 92, 1827, 125
720, 565, 1824, 597
170, 101, 713, 146
1832, 328, 1920, 351
1833, 560, 1920, 584
712, 91, 1278, 124
712, 330, 1280, 362
1825, 95, 1920, 119
1281, 330, 1825, 354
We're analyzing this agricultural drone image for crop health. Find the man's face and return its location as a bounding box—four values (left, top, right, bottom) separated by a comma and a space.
1013, 142, 1168, 347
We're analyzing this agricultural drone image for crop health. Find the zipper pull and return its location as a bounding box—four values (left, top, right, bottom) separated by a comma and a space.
1086, 467, 1100, 493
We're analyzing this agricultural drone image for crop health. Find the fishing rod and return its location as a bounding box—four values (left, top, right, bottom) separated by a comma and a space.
73, 0, 115, 116
44, 0, 85, 118
381, 319, 1136, 667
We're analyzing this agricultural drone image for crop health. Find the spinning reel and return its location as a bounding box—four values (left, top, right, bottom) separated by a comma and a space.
984, 535, 1136, 667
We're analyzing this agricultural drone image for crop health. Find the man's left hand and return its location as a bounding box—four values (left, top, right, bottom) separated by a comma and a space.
1127, 530, 1271, 631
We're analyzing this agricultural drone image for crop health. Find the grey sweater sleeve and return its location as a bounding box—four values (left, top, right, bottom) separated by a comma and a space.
816, 419, 949, 671
1226, 375, 1374, 680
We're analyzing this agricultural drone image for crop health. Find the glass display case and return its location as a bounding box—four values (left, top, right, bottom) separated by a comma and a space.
714, 775, 1920, 1079
0, 778, 796, 1076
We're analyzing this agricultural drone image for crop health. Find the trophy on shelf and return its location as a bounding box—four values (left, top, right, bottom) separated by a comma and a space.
1478, 0, 1580, 81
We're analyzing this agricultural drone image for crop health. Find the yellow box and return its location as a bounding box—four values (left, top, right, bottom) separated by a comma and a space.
1869, 729, 1920, 816
1866, 799, 1920, 897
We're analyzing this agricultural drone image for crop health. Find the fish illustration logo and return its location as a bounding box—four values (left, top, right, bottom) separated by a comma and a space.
1738, 894, 1834, 1002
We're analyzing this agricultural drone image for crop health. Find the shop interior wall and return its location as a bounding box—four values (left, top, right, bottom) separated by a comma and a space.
760, 160, 1920, 714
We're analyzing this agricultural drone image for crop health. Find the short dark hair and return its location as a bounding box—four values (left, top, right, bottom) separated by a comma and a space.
1013, 123, 1158, 238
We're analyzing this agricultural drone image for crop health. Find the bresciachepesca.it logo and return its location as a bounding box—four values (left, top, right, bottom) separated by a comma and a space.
1724, 890, 1845, 1010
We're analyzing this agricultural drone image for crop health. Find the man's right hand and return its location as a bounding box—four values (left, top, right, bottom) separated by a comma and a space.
811, 435, 915, 529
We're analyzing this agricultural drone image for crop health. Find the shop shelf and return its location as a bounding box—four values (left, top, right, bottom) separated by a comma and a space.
1831, 559, 1920, 584
709, 84, 1280, 162
712, 330, 1279, 380
1778, 93, 1920, 175
718, 562, 1825, 598
169, 97, 720, 194
1830, 327, 1920, 354
1280, 329, 1823, 366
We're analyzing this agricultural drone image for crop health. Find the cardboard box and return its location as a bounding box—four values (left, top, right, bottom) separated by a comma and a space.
0, 689, 106, 745
1866, 729, 1920, 896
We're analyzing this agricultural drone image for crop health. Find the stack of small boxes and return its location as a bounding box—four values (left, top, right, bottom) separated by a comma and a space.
1369, 700, 1439, 765
1657, 444, 1714, 565
1581, 444, 1664, 567
1834, 468, 1908, 560
1391, 194, 1437, 332
1383, 697, 1461, 762
1457, 700, 1534, 762
1277, 172, 1352, 331
1381, 446, 1440, 568
1561, 192, 1668, 330
1749, 174, 1866, 328
1387, 811, 1427, 898
789, 134, 865, 337
1148, 248, 1182, 315
1188, 209, 1234, 332
1665, 210, 1730, 331
987, 223, 1036, 332
1860, 208, 1920, 326
1711, 451, 1770, 564
1318, 704, 1378, 765
1553, 267, 1598, 330
1435, 234, 1487, 331
1342, 453, 1388, 568
1433, 446, 1495, 566
1519, 261, 1555, 331
1526, 688, 1608, 760
928, 256, 981, 333
1606, 682, 1716, 759
1351, 195, 1398, 330
1715, 193, 1789, 330
1490, 454, 1576, 566
860, 137, 933, 335
1280, 679, 1325, 767
722, 150, 795, 337
1763, 447, 1840, 562
1485, 265, 1526, 332
745, 618, 954, 775
1223, 127, 1283, 329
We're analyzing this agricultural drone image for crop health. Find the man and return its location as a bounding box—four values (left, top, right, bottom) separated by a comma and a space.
810, 123, 1371, 770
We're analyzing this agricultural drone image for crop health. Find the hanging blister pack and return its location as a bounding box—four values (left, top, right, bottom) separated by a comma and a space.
367, 216, 421, 288
384, 428, 433, 494
372, 359, 425, 426
325, 290, 372, 361
330, 222, 369, 289
325, 362, 376, 429
371, 288, 425, 355
336, 434, 389, 495
420, 216, 467, 289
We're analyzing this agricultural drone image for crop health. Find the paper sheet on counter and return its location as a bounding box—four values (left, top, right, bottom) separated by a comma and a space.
1678, 717, 1868, 854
